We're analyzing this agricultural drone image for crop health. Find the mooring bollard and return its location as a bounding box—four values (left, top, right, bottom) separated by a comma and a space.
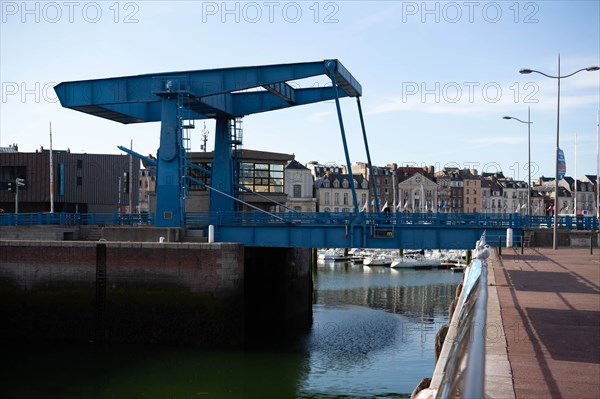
498, 236, 502, 256
208, 225, 215, 243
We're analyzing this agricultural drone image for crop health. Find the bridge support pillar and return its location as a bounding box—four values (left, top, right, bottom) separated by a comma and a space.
155, 96, 185, 227
210, 117, 235, 213
244, 247, 312, 343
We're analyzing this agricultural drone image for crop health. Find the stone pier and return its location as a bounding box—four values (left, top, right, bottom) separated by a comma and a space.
0, 241, 312, 347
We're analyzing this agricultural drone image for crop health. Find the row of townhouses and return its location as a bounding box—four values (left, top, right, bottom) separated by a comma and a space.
285, 161, 599, 217
1, 146, 598, 217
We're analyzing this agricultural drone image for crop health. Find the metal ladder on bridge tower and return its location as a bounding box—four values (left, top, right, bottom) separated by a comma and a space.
229, 117, 243, 208
178, 94, 195, 199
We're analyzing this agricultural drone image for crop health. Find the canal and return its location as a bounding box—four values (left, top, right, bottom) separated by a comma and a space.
2, 262, 461, 399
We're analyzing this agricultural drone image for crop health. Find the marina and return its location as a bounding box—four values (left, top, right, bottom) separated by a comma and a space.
318, 248, 467, 269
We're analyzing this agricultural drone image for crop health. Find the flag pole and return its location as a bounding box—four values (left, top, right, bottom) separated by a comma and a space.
596, 110, 599, 219
574, 131, 577, 215
129, 139, 133, 214
49, 122, 54, 213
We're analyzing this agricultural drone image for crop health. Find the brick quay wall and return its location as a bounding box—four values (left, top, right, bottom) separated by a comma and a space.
0, 241, 246, 346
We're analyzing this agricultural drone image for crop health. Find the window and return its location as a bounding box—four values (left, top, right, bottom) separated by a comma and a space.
324, 192, 330, 205
324, 207, 330, 212
333, 179, 340, 188
323, 179, 331, 188
76, 159, 82, 169
190, 162, 212, 191
293, 184, 301, 198
77, 176, 83, 186
0, 165, 26, 181
334, 192, 340, 205
294, 206, 302, 211
238, 162, 284, 193
474, 198, 477, 204
342, 207, 350, 212
466, 189, 470, 194
343, 193, 348, 205
342, 179, 349, 188
361, 194, 367, 206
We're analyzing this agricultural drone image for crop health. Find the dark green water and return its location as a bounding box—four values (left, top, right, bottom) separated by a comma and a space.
1, 263, 461, 399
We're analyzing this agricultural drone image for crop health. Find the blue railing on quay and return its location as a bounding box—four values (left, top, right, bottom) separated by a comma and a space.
0, 212, 154, 227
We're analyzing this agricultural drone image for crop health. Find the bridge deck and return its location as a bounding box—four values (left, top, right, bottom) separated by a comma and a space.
494, 247, 600, 398
1, 211, 597, 249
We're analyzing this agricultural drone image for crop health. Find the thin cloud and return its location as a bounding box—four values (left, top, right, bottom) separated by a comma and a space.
465, 136, 526, 145
307, 111, 333, 121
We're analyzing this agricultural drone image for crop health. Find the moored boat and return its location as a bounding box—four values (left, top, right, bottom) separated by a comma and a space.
363, 253, 394, 267
318, 249, 351, 262
390, 255, 441, 269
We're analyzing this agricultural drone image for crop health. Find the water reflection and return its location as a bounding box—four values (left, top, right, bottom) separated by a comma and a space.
314, 262, 459, 319
298, 263, 461, 398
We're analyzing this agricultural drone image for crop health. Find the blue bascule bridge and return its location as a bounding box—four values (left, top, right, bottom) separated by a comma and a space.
54, 60, 530, 249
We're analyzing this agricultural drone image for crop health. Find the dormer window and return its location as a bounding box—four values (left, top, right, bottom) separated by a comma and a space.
323, 179, 330, 188
342, 179, 349, 188
333, 179, 340, 188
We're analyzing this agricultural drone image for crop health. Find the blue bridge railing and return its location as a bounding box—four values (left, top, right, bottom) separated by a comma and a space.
0, 211, 597, 230
0, 212, 154, 226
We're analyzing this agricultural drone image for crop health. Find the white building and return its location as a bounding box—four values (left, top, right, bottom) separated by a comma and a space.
398, 172, 438, 213
284, 160, 317, 212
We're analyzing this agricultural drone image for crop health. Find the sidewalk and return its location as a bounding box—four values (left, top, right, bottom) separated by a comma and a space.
494, 247, 600, 398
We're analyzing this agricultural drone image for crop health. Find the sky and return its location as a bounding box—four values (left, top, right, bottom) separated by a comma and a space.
1, 0, 599, 183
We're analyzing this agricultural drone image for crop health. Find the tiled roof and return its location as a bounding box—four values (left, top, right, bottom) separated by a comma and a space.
286, 160, 308, 170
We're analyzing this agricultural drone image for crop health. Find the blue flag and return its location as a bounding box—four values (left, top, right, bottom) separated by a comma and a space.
557, 148, 566, 180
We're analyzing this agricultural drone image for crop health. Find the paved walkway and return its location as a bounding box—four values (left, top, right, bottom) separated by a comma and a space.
494, 247, 600, 398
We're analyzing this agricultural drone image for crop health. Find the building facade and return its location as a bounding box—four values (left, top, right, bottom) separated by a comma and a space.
398, 172, 438, 213
284, 160, 317, 212
0, 148, 139, 213
184, 149, 294, 213
314, 173, 369, 212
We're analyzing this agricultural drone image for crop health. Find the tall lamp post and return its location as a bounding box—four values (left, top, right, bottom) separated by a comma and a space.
519, 55, 599, 250
503, 107, 533, 220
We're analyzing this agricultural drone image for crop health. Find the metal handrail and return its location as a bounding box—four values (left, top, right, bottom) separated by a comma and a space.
436, 233, 489, 399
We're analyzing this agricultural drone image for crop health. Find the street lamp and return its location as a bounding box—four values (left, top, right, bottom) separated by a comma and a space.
520, 55, 600, 249
503, 107, 533, 220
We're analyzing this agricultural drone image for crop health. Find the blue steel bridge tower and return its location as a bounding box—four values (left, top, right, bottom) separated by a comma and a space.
54, 60, 376, 227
